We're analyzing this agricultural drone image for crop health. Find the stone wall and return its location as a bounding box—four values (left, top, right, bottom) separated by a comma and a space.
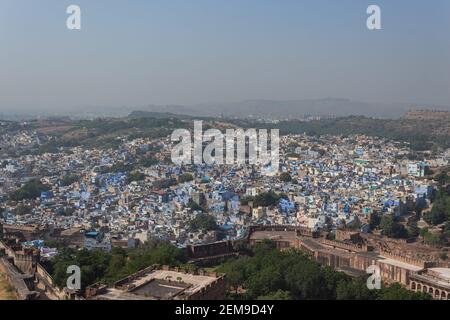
188, 276, 226, 300
35, 263, 65, 300
319, 239, 370, 253
0, 257, 37, 300
380, 250, 432, 269
186, 240, 235, 259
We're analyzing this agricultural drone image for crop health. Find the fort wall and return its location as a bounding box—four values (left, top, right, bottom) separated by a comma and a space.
0, 257, 37, 300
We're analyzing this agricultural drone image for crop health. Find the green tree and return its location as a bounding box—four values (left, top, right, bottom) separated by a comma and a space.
253, 192, 286, 207
60, 174, 79, 187
189, 213, 218, 231
188, 199, 204, 212
57, 207, 75, 217
380, 216, 408, 239
347, 216, 362, 231
336, 279, 375, 300
424, 187, 450, 225
377, 283, 431, 300
420, 227, 429, 239
9, 179, 50, 201
436, 171, 450, 186
423, 231, 445, 247
369, 212, 381, 230
140, 157, 158, 168
48, 243, 187, 290
407, 220, 420, 238
257, 290, 292, 300
279, 172, 292, 183
128, 171, 145, 182
178, 173, 194, 183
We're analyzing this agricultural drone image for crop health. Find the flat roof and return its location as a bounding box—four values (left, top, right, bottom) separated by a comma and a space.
429, 268, 450, 280
131, 279, 190, 299
98, 269, 220, 300
249, 230, 296, 241
378, 256, 423, 272
97, 288, 156, 300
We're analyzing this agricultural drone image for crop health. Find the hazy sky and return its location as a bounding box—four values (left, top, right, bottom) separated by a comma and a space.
1, 0, 449, 113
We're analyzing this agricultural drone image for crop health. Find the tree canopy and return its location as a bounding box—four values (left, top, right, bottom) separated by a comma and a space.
9, 179, 50, 201
178, 173, 194, 183
45, 242, 187, 290
217, 240, 431, 300
189, 213, 218, 231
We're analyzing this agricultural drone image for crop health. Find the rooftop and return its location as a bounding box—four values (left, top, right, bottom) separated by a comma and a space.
95, 267, 222, 300
249, 230, 297, 242
378, 255, 423, 272
428, 268, 450, 281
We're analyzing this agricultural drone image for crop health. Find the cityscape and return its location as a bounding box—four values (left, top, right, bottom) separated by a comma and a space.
1, 110, 450, 301
1, 0, 450, 313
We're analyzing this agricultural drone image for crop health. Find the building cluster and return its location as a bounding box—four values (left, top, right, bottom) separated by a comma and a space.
1, 125, 450, 299
1, 132, 449, 254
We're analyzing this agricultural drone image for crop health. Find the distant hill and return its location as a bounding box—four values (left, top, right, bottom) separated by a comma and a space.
140, 99, 450, 119
127, 111, 193, 120
404, 110, 450, 120
2, 98, 449, 121
233, 115, 450, 151
3, 106, 449, 154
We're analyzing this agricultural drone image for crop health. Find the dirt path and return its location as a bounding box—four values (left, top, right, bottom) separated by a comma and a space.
0, 272, 16, 300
